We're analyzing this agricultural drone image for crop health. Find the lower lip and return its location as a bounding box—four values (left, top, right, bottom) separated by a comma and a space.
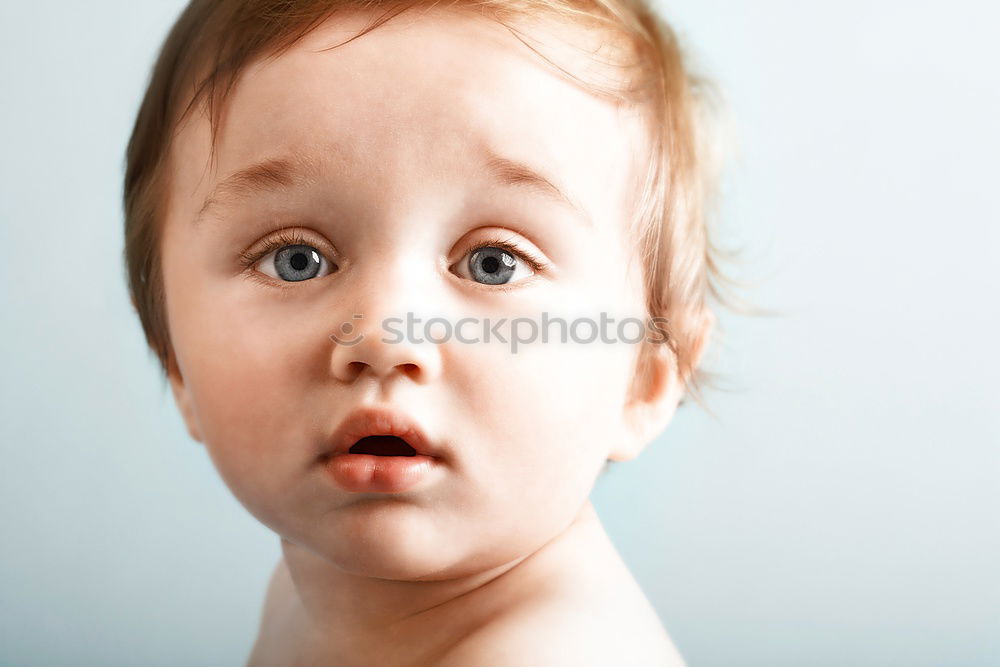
323, 453, 442, 493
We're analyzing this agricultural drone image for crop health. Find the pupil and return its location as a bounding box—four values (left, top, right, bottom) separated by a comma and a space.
482, 256, 500, 273
290, 253, 308, 271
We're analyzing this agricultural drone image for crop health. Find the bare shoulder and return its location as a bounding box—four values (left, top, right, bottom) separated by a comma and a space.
435, 589, 687, 667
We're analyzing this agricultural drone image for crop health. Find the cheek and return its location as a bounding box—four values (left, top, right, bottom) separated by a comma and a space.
446, 328, 635, 473
162, 250, 329, 493
437, 335, 634, 554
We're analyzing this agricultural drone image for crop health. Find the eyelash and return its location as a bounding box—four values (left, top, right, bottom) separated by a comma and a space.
238, 229, 317, 270
238, 230, 551, 285
465, 235, 550, 273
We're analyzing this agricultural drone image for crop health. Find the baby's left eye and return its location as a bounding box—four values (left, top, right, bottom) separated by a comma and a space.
257, 244, 336, 282
452, 244, 537, 286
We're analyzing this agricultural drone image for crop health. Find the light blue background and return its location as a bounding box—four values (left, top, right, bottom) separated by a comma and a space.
1, 1, 997, 665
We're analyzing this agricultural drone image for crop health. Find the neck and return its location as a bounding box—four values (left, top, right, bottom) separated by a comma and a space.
279, 500, 607, 664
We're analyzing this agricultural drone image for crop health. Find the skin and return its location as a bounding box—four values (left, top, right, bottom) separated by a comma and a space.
161, 6, 705, 665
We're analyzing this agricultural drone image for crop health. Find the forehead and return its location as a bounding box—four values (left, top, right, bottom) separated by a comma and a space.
167, 6, 649, 234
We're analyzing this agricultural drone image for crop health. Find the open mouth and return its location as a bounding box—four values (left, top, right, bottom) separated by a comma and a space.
348, 435, 418, 457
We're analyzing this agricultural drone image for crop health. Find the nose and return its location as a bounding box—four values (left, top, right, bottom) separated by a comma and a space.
331, 319, 443, 384
329, 267, 444, 386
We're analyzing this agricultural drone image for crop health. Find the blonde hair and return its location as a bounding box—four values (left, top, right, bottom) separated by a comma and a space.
124, 0, 738, 410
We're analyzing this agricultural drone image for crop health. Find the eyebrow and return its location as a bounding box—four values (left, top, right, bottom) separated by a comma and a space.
481, 153, 593, 228
195, 151, 593, 227
196, 156, 310, 223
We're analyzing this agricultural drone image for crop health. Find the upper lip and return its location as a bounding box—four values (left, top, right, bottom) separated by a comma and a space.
328, 406, 442, 459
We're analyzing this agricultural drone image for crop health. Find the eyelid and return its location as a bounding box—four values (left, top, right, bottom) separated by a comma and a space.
238, 228, 337, 271
448, 233, 550, 292
463, 232, 551, 273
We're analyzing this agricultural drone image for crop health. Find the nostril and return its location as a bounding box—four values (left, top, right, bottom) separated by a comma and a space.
346, 361, 369, 375
349, 435, 417, 456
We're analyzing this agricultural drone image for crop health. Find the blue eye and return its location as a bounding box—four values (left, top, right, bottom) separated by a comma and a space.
470, 247, 516, 284
456, 243, 538, 286
258, 244, 334, 282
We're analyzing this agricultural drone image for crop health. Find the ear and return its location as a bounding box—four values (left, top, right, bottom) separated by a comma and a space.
166, 355, 204, 444
611, 311, 714, 462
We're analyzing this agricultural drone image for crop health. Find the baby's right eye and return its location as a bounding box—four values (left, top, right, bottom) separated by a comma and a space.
256, 243, 336, 282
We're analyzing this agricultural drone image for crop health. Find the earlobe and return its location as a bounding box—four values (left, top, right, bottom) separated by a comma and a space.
612, 310, 715, 462
612, 342, 683, 462
166, 356, 203, 444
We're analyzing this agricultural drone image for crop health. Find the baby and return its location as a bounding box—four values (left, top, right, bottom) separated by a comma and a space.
124, 0, 722, 664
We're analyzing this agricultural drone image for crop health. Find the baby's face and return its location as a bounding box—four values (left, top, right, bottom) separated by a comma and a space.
162, 7, 655, 578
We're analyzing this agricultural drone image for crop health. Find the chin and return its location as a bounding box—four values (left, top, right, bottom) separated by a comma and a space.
305, 519, 462, 577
